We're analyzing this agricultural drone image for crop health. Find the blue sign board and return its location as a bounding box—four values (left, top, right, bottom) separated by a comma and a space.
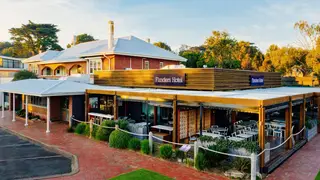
250, 75, 264, 86
154, 74, 186, 86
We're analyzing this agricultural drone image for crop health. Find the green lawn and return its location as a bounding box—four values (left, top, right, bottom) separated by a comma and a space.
110, 169, 172, 180
315, 171, 320, 180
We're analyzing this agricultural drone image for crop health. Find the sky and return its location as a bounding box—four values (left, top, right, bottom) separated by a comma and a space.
1, 0, 320, 52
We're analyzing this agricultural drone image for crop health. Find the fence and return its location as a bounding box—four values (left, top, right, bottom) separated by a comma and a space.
71, 117, 306, 180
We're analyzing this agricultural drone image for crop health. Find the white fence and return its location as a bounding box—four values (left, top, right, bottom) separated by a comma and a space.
71, 118, 306, 180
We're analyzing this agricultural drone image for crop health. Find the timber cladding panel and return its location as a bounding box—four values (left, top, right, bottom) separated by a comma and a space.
94, 68, 281, 91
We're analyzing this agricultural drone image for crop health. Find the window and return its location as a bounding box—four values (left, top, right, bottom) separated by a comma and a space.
30, 64, 38, 74
89, 59, 102, 74
144, 61, 149, 69
160, 62, 164, 69
0, 58, 21, 69
55, 66, 66, 76
28, 96, 47, 107
43, 67, 52, 75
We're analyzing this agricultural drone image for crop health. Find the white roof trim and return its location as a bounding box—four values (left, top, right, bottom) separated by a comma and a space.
80, 51, 187, 62
0, 56, 23, 61
37, 59, 86, 65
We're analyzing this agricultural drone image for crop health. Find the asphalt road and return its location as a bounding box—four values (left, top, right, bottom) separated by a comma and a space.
0, 128, 72, 180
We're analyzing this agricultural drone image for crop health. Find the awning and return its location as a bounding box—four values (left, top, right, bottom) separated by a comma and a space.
0, 79, 102, 97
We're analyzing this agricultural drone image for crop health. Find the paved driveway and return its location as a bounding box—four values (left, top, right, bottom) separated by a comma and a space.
0, 128, 72, 180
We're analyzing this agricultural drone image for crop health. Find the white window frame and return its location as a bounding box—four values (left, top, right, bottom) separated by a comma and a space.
30, 64, 38, 74
144, 61, 149, 70
88, 58, 102, 74
160, 62, 164, 69
55, 66, 66, 76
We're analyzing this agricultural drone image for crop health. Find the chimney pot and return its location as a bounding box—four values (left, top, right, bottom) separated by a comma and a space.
108, 21, 114, 49
146, 38, 150, 43
73, 35, 77, 46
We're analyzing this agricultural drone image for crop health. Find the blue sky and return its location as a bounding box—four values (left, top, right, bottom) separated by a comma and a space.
1, 0, 320, 52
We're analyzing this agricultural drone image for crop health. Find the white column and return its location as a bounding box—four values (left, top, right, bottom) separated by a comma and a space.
25, 95, 28, 126
1, 92, 4, 118
12, 93, 15, 122
46, 97, 50, 133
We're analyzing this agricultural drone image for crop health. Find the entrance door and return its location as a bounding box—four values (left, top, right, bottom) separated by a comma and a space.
72, 95, 85, 121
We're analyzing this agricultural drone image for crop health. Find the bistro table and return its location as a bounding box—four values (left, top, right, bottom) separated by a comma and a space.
236, 133, 253, 141
197, 132, 223, 139
151, 125, 173, 134
211, 127, 228, 134
228, 136, 244, 142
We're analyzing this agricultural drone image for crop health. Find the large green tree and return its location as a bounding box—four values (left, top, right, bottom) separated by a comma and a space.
67, 33, 95, 48
0, 42, 14, 56
9, 20, 63, 56
153, 42, 172, 51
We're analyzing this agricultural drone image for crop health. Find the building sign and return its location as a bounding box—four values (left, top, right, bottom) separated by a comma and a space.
154, 73, 186, 86
250, 75, 264, 86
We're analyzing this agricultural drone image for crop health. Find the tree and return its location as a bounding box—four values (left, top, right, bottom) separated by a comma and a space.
66, 33, 95, 48
179, 45, 205, 68
153, 42, 172, 51
13, 70, 38, 81
0, 42, 14, 56
294, 20, 320, 49
9, 20, 63, 56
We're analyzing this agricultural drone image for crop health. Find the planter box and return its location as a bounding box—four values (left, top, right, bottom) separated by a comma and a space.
306, 125, 317, 141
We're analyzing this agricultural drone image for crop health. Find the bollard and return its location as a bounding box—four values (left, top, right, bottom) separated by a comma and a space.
251, 153, 257, 180
115, 124, 119, 130
194, 141, 199, 167
148, 131, 153, 155
89, 120, 93, 139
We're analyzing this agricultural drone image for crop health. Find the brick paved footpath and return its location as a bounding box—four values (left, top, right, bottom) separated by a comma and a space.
0, 111, 228, 180
266, 133, 320, 180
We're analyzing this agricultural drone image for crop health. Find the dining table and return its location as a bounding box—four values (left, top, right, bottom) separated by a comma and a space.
197, 132, 223, 139
228, 136, 244, 142
236, 133, 253, 141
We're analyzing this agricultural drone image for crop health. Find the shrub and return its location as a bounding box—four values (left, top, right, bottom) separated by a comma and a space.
75, 122, 87, 135
117, 119, 129, 130
84, 124, 91, 136
128, 138, 141, 151
175, 150, 185, 160
109, 130, 132, 149
141, 139, 150, 154
195, 152, 206, 170
159, 144, 173, 159
233, 157, 251, 173
185, 158, 194, 167
95, 120, 116, 141
91, 125, 98, 138
199, 135, 215, 142
205, 143, 228, 167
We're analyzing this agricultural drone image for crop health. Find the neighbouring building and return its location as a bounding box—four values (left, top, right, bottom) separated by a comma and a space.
0, 55, 25, 107
23, 21, 186, 78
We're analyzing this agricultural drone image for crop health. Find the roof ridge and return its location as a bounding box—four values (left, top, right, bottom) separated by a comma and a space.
40, 80, 65, 95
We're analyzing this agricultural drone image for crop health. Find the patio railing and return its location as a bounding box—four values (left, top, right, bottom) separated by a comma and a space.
71, 117, 306, 180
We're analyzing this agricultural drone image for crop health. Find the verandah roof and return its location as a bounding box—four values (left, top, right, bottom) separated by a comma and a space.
0, 79, 105, 97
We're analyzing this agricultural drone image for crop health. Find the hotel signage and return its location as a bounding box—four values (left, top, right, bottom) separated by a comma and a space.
154, 73, 186, 86
250, 75, 264, 86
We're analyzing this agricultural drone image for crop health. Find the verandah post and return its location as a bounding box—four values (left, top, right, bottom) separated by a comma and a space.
148, 131, 153, 155
193, 141, 199, 167
251, 153, 257, 180
89, 119, 93, 139
12, 93, 15, 122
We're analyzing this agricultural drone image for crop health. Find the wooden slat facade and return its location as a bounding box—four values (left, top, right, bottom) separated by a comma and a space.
94, 68, 281, 91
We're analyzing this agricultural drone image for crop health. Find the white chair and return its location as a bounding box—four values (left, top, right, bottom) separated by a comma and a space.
211, 125, 219, 128
272, 125, 283, 143
231, 132, 236, 137
189, 132, 197, 142
212, 131, 220, 135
